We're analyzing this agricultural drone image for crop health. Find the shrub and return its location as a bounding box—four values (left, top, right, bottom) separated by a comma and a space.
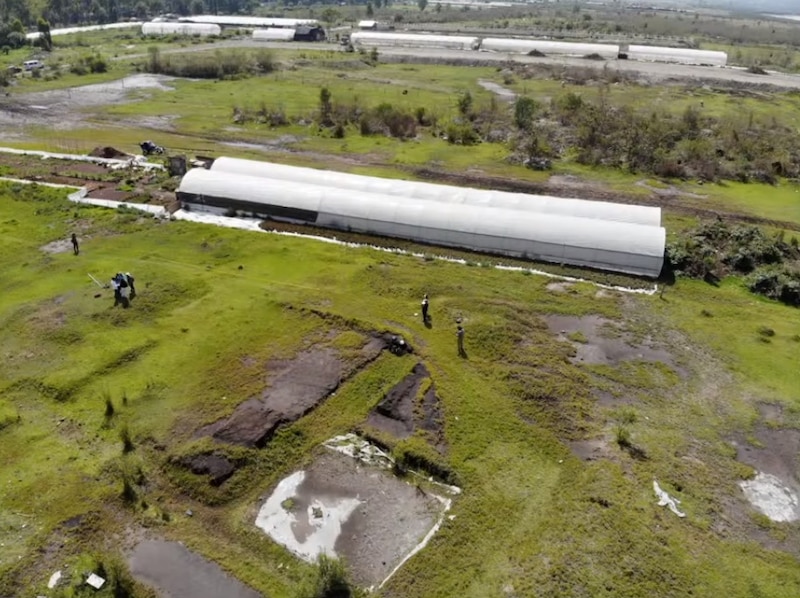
445, 123, 480, 146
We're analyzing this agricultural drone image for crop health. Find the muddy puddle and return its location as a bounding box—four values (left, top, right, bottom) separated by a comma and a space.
129, 539, 262, 598
255, 434, 458, 588
545, 314, 675, 367
733, 416, 800, 522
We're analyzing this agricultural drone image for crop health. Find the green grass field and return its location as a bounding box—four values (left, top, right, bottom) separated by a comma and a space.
1, 180, 799, 597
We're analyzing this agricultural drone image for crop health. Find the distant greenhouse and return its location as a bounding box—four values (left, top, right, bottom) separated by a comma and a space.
621, 44, 727, 67
177, 168, 666, 277
481, 38, 620, 58
141, 22, 221, 36
178, 15, 317, 28
350, 32, 481, 51
209, 157, 662, 226
252, 28, 296, 42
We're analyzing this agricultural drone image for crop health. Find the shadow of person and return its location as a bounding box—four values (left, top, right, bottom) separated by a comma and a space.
458, 348, 468, 359
424, 316, 433, 329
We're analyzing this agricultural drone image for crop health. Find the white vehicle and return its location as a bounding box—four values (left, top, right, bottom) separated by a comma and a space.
23, 60, 44, 71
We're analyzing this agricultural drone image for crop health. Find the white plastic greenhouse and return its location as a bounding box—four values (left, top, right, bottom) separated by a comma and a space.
209, 157, 662, 226
25, 21, 142, 40
141, 22, 221, 36
481, 38, 619, 58
179, 15, 317, 28
252, 28, 296, 42
350, 32, 481, 51
177, 168, 666, 277
623, 45, 727, 67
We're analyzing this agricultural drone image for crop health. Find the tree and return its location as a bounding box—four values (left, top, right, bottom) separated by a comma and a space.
320, 8, 340, 29
319, 86, 333, 126
366, 2, 373, 17
514, 96, 539, 131
418, 0, 427, 10
457, 90, 472, 117
435, 2, 441, 12
190, 0, 204, 14
37, 17, 52, 51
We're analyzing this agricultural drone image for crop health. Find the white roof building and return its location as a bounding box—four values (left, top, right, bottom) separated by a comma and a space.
177, 168, 665, 277
209, 157, 661, 226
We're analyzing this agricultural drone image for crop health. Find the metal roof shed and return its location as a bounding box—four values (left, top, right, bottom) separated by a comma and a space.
176, 168, 665, 277
209, 157, 661, 226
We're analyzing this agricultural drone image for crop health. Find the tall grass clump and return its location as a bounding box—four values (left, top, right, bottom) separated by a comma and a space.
143, 48, 275, 79
296, 555, 364, 598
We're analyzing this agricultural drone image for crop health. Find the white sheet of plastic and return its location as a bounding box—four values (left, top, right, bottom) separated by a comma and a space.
209, 157, 661, 226
481, 38, 619, 58
653, 480, 686, 518
350, 32, 480, 50
86, 573, 105, 589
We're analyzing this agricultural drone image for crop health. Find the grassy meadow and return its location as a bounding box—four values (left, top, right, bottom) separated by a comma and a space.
0, 177, 799, 597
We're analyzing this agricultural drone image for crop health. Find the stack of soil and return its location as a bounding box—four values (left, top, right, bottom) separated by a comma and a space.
89, 146, 129, 159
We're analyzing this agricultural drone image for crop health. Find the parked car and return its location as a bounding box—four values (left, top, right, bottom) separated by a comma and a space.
23, 60, 44, 71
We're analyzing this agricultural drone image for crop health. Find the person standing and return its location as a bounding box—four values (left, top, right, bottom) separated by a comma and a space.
71, 233, 79, 255
421, 293, 429, 323
111, 276, 121, 306
457, 324, 465, 357
125, 272, 136, 299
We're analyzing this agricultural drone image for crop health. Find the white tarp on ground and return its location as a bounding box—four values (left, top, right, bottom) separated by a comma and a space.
740, 472, 800, 522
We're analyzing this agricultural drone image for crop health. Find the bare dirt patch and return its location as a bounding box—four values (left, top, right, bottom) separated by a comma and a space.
129, 539, 262, 598
178, 453, 237, 487
546, 281, 574, 293
40, 239, 74, 254
255, 443, 451, 588
477, 79, 516, 101
198, 333, 397, 448
544, 314, 675, 367
364, 362, 446, 452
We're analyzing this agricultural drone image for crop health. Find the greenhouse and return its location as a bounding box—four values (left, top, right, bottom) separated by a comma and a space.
623, 45, 727, 67
141, 22, 221, 36
179, 15, 317, 28
252, 28, 296, 42
481, 38, 620, 58
350, 32, 481, 51
177, 168, 666, 277
209, 157, 661, 226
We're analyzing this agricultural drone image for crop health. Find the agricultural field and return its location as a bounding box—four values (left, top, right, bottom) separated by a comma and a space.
1, 9, 800, 598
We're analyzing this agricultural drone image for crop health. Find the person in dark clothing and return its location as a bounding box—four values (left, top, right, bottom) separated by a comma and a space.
125, 272, 136, 299
421, 293, 429, 323
111, 276, 122, 306
457, 324, 465, 357
71, 233, 79, 255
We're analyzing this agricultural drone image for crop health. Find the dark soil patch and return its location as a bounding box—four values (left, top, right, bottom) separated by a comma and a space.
569, 438, 612, 462
129, 539, 262, 598
198, 334, 392, 448
544, 314, 676, 367
86, 187, 134, 202
89, 146, 130, 159
179, 453, 236, 486
364, 362, 446, 452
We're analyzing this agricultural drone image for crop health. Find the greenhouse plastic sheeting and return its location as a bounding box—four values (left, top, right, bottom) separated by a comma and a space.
481, 38, 619, 58
209, 157, 661, 226
179, 15, 317, 27
253, 28, 296, 41
350, 32, 480, 50
625, 45, 727, 66
177, 168, 665, 277
141, 22, 221, 36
